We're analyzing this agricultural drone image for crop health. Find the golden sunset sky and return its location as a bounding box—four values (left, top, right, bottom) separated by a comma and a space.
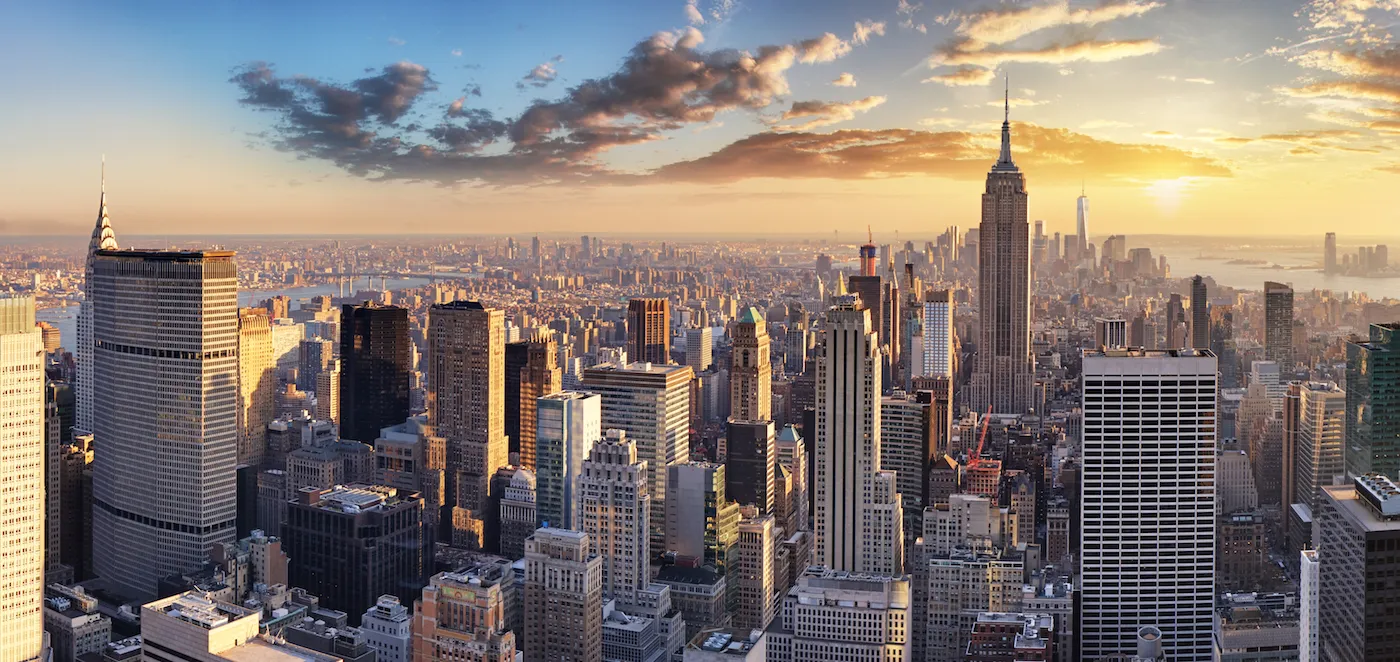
2, 0, 1399, 238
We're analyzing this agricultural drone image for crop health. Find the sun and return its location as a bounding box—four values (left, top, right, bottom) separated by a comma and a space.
1143, 177, 1201, 215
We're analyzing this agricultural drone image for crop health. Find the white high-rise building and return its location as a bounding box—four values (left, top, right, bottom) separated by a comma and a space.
582, 362, 693, 548
0, 296, 46, 661
1080, 348, 1217, 662
1250, 360, 1286, 414
76, 166, 118, 435
685, 327, 712, 372
580, 429, 649, 606
814, 297, 903, 575
1299, 549, 1319, 662
920, 290, 954, 378
1294, 381, 1346, 517
535, 391, 601, 530
91, 250, 240, 600
765, 568, 911, 662
361, 595, 412, 662
733, 513, 776, 632
1076, 184, 1089, 255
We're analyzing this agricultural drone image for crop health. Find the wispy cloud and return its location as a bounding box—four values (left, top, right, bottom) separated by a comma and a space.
923, 66, 997, 87
1081, 120, 1133, 129
938, 39, 1164, 68
518, 61, 559, 89
853, 20, 886, 45
942, 0, 1162, 49
832, 73, 857, 87
774, 96, 887, 131
388, 36, 406, 47
989, 98, 1048, 108
450, 49, 463, 57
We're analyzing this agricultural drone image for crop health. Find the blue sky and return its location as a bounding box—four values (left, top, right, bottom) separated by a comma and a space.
3, 0, 1399, 237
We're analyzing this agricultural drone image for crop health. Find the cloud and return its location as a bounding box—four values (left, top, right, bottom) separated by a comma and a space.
519, 61, 559, 89
232, 28, 860, 185
943, 0, 1162, 48
1212, 129, 1374, 153
919, 117, 962, 127
937, 38, 1164, 68
796, 33, 852, 63
774, 96, 886, 131
1296, 47, 1400, 79
1278, 81, 1400, 104
1184, 77, 1215, 85
684, 0, 705, 25
653, 122, 1232, 184
388, 37, 406, 47
1081, 120, 1133, 129
989, 98, 1047, 108
832, 73, 857, 87
1377, 162, 1400, 174
923, 66, 997, 86
853, 20, 886, 45
897, 0, 926, 32
450, 49, 462, 57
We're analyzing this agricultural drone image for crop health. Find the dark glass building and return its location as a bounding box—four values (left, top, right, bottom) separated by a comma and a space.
1345, 323, 1400, 478
339, 303, 411, 443
283, 485, 424, 625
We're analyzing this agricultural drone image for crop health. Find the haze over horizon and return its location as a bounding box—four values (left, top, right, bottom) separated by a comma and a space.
4, 0, 1400, 237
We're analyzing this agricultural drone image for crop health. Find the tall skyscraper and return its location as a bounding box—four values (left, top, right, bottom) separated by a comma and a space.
1293, 382, 1346, 521
505, 337, 561, 470
725, 420, 776, 513
1345, 323, 1400, 478
665, 462, 739, 573
685, 326, 712, 372
627, 298, 671, 364
535, 392, 601, 530
732, 513, 776, 632
314, 359, 340, 426
730, 308, 771, 422
1080, 348, 1217, 662
1190, 275, 1209, 350
848, 233, 883, 351
523, 528, 603, 662
1265, 281, 1295, 367
76, 164, 118, 435
581, 362, 693, 547
1324, 232, 1338, 275
970, 89, 1034, 415
412, 567, 516, 662
340, 302, 411, 443
91, 250, 239, 600
920, 289, 954, 378
0, 296, 46, 661
814, 297, 903, 574
579, 430, 649, 605
427, 301, 508, 550
237, 308, 276, 469
1076, 182, 1089, 257
1316, 476, 1400, 661
880, 392, 933, 549
1300, 548, 1319, 662
1210, 305, 1238, 389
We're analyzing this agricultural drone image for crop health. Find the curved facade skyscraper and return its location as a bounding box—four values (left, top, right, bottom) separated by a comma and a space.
970, 87, 1034, 415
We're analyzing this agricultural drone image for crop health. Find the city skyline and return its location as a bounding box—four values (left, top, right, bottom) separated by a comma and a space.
5, 0, 1400, 236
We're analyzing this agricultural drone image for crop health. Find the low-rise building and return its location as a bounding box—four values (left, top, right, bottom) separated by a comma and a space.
139, 591, 342, 662
964, 612, 1055, 662
765, 567, 911, 662
360, 596, 410, 662
44, 584, 111, 662
683, 628, 765, 662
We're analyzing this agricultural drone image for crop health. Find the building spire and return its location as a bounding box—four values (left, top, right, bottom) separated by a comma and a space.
994, 75, 1016, 171
88, 157, 118, 265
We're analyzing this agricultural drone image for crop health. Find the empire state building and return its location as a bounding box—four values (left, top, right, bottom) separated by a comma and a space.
970, 86, 1034, 415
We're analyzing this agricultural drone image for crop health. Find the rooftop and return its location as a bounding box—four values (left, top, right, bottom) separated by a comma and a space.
154, 592, 255, 630
1322, 483, 1400, 532
1355, 474, 1400, 519
217, 637, 342, 662
688, 628, 763, 656
1082, 347, 1215, 359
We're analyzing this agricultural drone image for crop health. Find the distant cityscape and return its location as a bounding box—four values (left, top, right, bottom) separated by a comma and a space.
5, 100, 1400, 662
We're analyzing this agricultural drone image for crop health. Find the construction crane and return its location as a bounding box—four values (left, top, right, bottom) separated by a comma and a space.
968, 404, 993, 470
